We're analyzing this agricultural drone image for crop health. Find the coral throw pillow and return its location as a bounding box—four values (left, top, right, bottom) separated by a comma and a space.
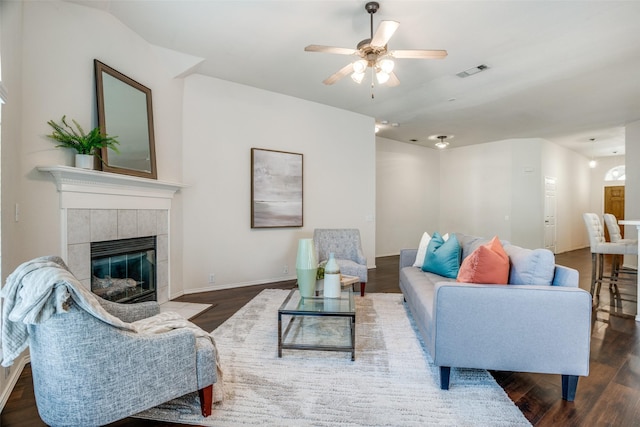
457, 236, 509, 284
422, 232, 461, 279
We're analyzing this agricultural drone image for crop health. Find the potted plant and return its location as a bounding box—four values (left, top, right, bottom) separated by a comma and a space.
46, 115, 119, 170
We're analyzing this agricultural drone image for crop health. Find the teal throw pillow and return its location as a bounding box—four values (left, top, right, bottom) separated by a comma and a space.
422, 232, 461, 279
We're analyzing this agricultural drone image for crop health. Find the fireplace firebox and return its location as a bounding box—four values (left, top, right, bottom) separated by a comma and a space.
91, 236, 157, 303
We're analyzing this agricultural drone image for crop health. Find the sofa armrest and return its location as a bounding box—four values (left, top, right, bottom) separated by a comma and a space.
431, 282, 592, 376
97, 297, 160, 323
552, 264, 579, 287
400, 249, 418, 270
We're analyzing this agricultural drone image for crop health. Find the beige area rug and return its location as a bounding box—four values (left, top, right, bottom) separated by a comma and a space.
134, 289, 531, 426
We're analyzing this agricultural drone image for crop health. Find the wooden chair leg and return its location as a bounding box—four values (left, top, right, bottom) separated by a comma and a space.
360, 282, 366, 297
198, 384, 213, 417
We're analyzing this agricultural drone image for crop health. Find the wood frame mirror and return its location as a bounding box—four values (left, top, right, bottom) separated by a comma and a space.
94, 59, 157, 179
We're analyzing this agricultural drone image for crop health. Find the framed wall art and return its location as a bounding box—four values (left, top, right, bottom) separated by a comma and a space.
251, 148, 303, 228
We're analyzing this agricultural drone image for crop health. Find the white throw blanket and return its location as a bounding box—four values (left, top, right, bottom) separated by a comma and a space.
1, 256, 223, 403
1, 256, 135, 366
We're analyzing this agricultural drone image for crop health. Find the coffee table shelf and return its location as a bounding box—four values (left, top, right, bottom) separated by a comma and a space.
278, 288, 356, 360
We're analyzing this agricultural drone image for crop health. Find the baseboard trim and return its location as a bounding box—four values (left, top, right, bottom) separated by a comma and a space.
183, 275, 297, 294
0, 354, 30, 412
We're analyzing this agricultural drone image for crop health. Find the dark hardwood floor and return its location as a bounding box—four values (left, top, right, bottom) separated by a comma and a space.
2, 249, 638, 426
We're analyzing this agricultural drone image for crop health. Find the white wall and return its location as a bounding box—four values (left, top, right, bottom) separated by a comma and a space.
436, 137, 588, 251
625, 120, 640, 241
181, 75, 375, 292
375, 137, 439, 256
542, 140, 591, 252
510, 139, 543, 248
439, 140, 513, 242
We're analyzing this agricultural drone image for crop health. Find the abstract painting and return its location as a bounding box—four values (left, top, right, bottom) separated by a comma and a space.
251, 148, 303, 228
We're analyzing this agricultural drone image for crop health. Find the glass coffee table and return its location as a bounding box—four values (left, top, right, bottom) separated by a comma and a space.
278, 287, 356, 360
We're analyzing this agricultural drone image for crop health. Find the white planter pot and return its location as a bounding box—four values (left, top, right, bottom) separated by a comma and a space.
75, 154, 94, 170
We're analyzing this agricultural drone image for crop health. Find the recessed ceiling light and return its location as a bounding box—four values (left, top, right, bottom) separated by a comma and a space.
456, 64, 489, 78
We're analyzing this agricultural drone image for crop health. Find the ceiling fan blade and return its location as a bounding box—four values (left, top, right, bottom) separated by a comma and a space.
323, 63, 355, 85
390, 49, 448, 59
371, 20, 400, 47
305, 45, 358, 55
387, 71, 400, 87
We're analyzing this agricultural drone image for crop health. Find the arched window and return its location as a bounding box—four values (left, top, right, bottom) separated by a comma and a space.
605, 165, 625, 181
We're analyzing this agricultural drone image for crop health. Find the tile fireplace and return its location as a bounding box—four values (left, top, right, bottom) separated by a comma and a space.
38, 165, 184, 304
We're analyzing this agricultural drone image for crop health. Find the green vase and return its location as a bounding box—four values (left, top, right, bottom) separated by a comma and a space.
296, 268, 317, 298
296, 238, 318, 298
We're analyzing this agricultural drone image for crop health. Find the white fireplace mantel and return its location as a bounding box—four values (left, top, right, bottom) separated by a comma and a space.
38, 165, 187, 210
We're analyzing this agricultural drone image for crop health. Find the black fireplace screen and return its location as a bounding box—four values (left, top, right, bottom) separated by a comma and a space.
91, 236, 156, 303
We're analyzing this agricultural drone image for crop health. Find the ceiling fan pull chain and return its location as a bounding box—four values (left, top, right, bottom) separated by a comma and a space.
371, 68, 375, 99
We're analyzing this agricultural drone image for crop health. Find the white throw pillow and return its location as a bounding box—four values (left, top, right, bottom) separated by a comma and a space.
413, 232, 431, 267
413, 232, 449, 267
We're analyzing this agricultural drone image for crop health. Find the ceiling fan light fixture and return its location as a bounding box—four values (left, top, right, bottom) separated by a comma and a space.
353, 59, 368, 74
589, 138, 597, 168
378, 56, 394, 74
434, 135, 450, 149
351, 71, 365, 84
376, 70, 390, 84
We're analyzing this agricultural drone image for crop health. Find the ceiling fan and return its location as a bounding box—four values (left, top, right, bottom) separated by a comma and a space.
304, 1, 447, 87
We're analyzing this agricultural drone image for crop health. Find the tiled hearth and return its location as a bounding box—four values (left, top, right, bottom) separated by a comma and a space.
38, 166, 184, 304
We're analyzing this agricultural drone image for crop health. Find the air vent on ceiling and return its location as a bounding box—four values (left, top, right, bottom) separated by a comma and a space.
456, 64, 489, 78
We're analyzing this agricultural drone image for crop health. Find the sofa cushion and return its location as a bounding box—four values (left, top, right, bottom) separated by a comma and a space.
422, 233, 461, 279
457, 236, 510, 284
504, 244, 555, 286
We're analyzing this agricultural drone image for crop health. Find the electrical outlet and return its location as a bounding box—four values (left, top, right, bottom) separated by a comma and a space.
209, 274, 215, 284
282, 265, 289, 274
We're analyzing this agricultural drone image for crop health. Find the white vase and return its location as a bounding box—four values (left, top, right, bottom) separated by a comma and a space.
323, 252, 341, 298
75, 154, 94, 170
296, 238, 317, 298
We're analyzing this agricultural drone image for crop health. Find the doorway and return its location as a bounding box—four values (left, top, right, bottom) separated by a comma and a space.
604, 185, 625, 240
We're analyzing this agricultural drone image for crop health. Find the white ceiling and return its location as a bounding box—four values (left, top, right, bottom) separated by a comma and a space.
69, 0, 640, 158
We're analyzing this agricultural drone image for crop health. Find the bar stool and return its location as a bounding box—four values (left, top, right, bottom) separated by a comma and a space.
603, 212, 638, 282
583, 213, 636, 297
603, 213, 638, 246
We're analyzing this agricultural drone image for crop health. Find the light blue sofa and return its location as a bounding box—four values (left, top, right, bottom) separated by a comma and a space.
399, 233, 592, 401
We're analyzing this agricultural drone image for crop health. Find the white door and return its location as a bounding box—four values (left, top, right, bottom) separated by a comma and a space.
544, 177, 557, 253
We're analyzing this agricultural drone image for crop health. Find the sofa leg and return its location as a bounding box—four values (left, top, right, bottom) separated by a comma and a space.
439, 366, 451, 390
561, 375, 579, 401
360, 282, 366, 297
199, 385, 213, 417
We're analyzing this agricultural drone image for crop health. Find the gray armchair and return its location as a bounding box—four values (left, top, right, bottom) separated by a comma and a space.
2, 256, 218, 427
313, 228, 368, 296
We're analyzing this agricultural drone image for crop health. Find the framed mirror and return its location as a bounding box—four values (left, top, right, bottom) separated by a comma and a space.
94, 59, 157, 179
